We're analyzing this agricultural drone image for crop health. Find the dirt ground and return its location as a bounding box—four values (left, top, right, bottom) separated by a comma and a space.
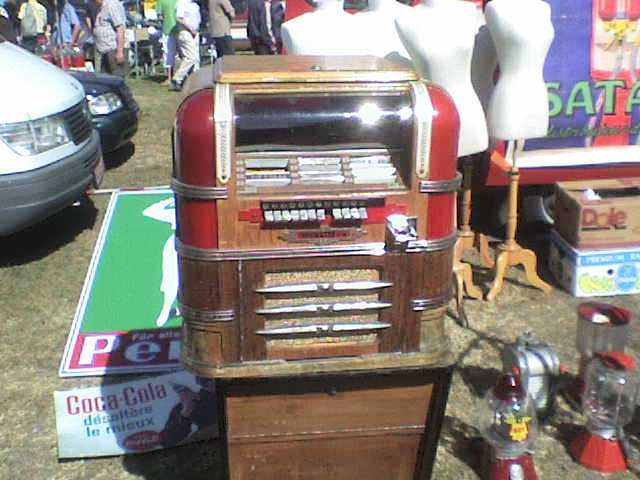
1, 78, 639, 480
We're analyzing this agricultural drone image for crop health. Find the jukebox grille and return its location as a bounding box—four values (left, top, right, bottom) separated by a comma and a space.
253, 268, 392, 359
264, 269, 379, 286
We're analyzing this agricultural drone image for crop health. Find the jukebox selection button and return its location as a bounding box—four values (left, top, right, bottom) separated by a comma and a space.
341, 207, 351, 220
332, 208, 342, 220
274, 211, 283, 222
359, 207, 368, 219
291, 210, 300, 222
264, 211, 275, 223
299, 209, 308, 221
350, 207, 360, 219
282, 210, 292, 222
307, 209, 317, 221
317, 209, 326, 221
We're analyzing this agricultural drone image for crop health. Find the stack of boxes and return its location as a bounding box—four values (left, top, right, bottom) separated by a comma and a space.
549, 179, 640, 297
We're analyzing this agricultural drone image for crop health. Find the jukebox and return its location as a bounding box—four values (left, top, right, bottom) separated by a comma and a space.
173, 56, 460, 479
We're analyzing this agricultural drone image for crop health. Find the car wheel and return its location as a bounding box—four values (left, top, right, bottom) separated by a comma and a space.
521, 188, 555, 226
480, 187, 555, 236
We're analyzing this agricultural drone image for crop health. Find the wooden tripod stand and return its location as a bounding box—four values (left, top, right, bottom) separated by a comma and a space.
453, 155, 494, 315
485, 140, 551, 301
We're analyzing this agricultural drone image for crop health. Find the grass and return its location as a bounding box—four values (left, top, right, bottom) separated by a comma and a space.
101, 78, 182, 189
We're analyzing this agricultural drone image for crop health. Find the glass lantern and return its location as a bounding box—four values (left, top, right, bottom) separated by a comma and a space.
575, 303, 632, 397
479, 373, 538, 459
571, 352, 640, 473
582, 352, 639, 438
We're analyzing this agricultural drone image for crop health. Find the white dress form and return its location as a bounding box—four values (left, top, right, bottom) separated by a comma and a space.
352, 0, 411, 59
397, 0, 491, 312
281, 0, 365, 55
471, 22, 498, 112
485, 0, 554, 141
395, 0, 488, 157
483, 0, 555, 301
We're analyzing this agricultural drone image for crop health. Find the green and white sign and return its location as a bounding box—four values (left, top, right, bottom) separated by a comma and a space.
60, 189, 183, 377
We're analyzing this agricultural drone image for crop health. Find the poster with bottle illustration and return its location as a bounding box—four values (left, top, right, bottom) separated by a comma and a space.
527, 0, 640, 151
54, 371, 218, 458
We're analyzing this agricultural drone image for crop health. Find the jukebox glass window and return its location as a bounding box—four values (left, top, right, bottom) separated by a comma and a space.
233, 91, 414, 193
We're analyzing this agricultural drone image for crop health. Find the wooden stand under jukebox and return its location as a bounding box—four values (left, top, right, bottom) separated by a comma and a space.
173, 56, 461, 479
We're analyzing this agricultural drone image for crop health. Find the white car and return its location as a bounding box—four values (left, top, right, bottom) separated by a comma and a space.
0, 39, 103, 235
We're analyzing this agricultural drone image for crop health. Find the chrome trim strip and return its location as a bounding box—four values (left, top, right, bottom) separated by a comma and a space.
255, 322, 391, 336
256, 301, 392, 315
255, 280, 393, 294
419, 172, 463, 193
177, 234, 455, 261
171, 178, 229, 199
405, 233, 458, 253
180, 304, 235, 322
410, 81, 433, 180
411, 291, 452, 311
214, 83, 233, 184
176, 239, 387, 261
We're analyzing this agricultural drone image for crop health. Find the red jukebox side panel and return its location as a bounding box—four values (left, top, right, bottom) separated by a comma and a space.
173, 89, 219, 249
424, 84, 460, 241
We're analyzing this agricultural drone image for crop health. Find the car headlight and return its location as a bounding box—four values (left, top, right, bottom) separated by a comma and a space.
0, 114, 70, 156
87, 92, 124, 115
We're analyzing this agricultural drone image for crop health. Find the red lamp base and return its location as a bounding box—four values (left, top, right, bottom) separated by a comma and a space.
570, 430, 628, 474
486, 452, 538, 480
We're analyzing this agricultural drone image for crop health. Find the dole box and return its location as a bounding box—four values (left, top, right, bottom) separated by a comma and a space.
549, 230, 640, 297
554, 179, 640, 250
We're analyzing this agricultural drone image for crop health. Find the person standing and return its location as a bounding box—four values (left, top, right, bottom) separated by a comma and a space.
51, 0, 81, 46
246, 0, 283, 55
17, 0, 47, 52
170, 0, 199, 90
208, 0, 234, 58
93, 0, 127, 76
156, 0, 177, 82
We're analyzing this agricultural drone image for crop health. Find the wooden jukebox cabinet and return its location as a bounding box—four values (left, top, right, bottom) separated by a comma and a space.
173, 56, 460, 479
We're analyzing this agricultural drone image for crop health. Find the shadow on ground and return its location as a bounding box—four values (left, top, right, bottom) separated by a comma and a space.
105, 142, 136, 171
0, 196, 98, 267
439, 415, 485, 477
121, 438, 226, 479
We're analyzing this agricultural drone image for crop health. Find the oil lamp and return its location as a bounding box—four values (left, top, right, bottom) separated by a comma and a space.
571, 352, 640, 474
480, 372, 538, 480
573, 302, 632, 401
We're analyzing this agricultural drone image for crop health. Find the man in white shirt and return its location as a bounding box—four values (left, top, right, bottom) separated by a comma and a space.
17, 0, 47, 52
171, 0, 201, 91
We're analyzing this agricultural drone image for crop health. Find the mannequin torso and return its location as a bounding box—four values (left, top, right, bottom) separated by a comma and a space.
281, 0, 365, 55
353, 0, 411, 59
395, 0, 488, 156
485, 0, 554, 140
471, 21, 498, 112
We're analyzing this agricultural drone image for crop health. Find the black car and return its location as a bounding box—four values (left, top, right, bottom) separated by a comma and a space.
68, 71, 139, 153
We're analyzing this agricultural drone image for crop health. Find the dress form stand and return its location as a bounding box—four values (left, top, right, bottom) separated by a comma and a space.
454, 155, 492, 312
484, 0, 553, 301
486, 141, 551, 300
396, 0, 489, 320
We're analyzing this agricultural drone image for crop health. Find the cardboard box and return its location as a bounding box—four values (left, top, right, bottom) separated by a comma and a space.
555, 179, 640, 249
549, 230, 640, 297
